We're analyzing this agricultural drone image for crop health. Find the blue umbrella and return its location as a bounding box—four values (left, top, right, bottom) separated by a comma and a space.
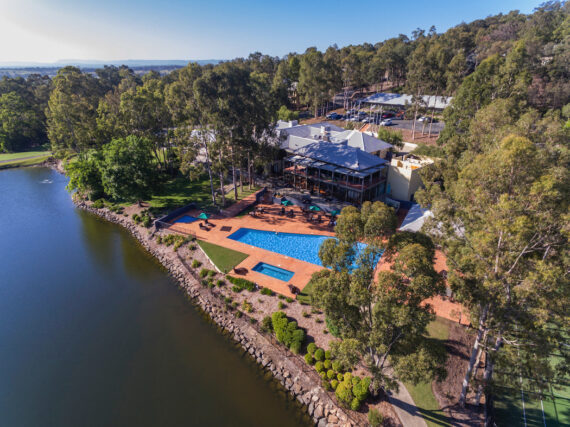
281, 200, 293, 206
309, 205, 321, 212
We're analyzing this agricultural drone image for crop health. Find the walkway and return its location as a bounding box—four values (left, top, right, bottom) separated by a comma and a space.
220, 188, 264, 217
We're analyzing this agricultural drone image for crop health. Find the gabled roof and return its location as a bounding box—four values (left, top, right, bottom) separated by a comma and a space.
293, 142, 387, 172
332, 130, 391, 153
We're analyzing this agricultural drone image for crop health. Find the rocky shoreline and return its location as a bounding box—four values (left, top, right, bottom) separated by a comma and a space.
74, 201, 358, 427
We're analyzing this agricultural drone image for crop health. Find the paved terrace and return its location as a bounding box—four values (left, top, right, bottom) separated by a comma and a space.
169, 202, 336, 299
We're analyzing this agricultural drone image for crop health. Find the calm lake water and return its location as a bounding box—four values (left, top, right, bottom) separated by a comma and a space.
0, 167, 311, 427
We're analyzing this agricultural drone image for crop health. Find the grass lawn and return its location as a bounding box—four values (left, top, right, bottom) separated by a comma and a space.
296, 279, 316, 304
197, 240, 249, 274
405, 316, 453, 427
144, 174, 259, 215
0, 152, 52, 169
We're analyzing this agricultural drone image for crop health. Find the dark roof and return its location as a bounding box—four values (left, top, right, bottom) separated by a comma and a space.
293, 142, 387, 171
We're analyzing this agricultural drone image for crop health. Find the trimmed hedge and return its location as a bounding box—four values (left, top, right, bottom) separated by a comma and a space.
227, 275, 256, 291
271, 311, 305, 354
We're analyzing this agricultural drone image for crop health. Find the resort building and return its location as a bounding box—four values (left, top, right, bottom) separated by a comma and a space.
360, 92, 453, 111
276, 121, 392, 204
387, 154, 434, 201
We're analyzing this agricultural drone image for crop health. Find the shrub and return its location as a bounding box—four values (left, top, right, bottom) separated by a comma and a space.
231, 302, 238, 309
191, 259, 202, 268
337, 373, 343, 381
324, 360, 332, 370
335, 379, 354, 407
304, 353, 314, 365
142, 215, 151, 228
92, 199, 105, 209
307, 343, 317, 355
314, 348, 325, 361
227, 276, 256, 291
353, 377, 371, 402
260, 287, 273, 296
350, 398, 360, 411
331, 379, 339, 390
285, 297, 293, 303
232, 285, 242, 293
271, 311, 305, 353
199, 268, 209, 278
242, 300, 253, 313
315, 361, 324, 372
249, 317, 257, 324
322, 380, 331, 391
189, 244, 197, 250
208, 270, 216, 278
315, 318, 323, 323
352, 376, 361, 386
277, 294, 285, 300
216, 279, 224, 287
302, 311, 310, 318
343, 372, 353, 382
261, 316, 273, 333
201, 279, 209, 287
156, 235, 162, 244
235, 310, 242, 318
368, 409, 384, 427
325, 350, 332, 360
319, 371, 327, 380
208, 281, 214, 288
326, 317, 340, 337
327, 369, 335, 380
332, 361, 342, 372
132, 213, 140, 223
277, 301, 285, 309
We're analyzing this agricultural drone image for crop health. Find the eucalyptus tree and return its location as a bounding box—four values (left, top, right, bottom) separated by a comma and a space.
310, 202, 446, 392
298, 48, 330, 117
417, 134, 569, 407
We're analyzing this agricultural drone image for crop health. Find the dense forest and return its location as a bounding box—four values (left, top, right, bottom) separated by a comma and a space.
1, 2, 568, 423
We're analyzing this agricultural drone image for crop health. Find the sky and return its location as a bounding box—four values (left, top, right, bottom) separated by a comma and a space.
0, 0, 542, 64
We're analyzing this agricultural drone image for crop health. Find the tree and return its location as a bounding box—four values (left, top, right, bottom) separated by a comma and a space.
64, 150, 104, 200
377, 127, 403, 150
0, 92, 43, 152
417, 134, 569, 407
99, 135, 157, 204
298, 48, 330, 117
276, 105, 298, 121
311, 202, 445, 392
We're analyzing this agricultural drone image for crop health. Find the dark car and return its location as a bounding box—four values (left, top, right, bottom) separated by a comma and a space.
326, 112, 343, 120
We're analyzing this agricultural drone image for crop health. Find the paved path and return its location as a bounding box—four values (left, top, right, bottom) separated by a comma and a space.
386, 369, 428, 427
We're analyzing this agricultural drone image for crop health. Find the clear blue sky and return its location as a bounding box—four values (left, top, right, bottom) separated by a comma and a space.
0, 0, 542, 63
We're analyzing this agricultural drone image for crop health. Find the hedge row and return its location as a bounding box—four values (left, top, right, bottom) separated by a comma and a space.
227, 276, 256, 292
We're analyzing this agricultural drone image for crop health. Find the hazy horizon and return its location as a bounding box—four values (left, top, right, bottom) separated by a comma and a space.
0, 0, 540, 63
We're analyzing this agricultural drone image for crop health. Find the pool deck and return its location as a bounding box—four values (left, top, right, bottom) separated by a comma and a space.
170, 202, 336, 298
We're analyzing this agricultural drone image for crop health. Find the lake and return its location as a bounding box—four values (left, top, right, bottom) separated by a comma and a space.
0, 167, 311, 427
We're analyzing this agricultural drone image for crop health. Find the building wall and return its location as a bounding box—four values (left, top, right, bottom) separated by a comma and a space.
387, 163, 425, 201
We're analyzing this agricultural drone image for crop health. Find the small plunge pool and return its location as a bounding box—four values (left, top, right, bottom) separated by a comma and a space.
174, 215, 198, 224
252, 262, 294, 282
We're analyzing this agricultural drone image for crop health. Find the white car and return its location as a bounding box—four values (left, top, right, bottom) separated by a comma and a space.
380, 119, 392, 126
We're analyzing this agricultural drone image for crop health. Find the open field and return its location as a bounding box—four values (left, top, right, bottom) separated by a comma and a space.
0, 151, 52, 169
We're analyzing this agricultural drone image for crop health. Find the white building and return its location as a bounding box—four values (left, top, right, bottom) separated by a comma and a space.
387, 154, 434, 202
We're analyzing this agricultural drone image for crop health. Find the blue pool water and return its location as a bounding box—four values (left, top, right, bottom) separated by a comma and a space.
174, 215, 198, 224
227, 228, 371, 267
252, 263, 294, 282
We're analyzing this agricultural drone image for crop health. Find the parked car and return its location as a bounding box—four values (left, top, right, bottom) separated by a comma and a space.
381, 112, 394, 119
418, 116, 436, 123
395, 110, 406, 119
380, 119, 393, 126
326, 112, 342, 120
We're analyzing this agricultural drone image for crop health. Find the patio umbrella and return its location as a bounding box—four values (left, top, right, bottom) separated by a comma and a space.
309, 205, 321, 212
281, 200, 293, 206
198, 212, 210, 220
330, 210, 340, 216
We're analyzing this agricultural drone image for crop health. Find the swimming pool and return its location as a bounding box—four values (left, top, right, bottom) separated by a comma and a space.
174, 215, 198, 224
227, 228, 371, 267
252, 262, 294, 282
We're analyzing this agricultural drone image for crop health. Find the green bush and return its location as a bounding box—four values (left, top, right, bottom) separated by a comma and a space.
326, 317, 340, 337
368, 409, 384, 427
232, 285, 242, 293
323, 360, 332, 370
337, 373, 343, 381
92, 199, 105, 209
302, 311, 310, 318
327, 369, 336, 380
235, 310, 242, 318
344, 372, 353, 382
315, 361, 324, 372
224, 297, 232, 304
332, 361, 342, 372
277, 301, 285, 309
331, 379, 339, 390
156, 235, 162, 244
132, 213, 140, 223
335, 379, 354, 407
307, 343, 317, 355
216, 279, 224, 287
142, 215, 151, 228
350, 398, 360, 411
353, 377, 371, 402
227, 276, 256, 291
325, 350, 332, 360
319, 371, 327, 380
208, 270, 216, 278
277, 294, 285, 300
199, 268, 209, 278
242, 300, 253, 313
285, 297, 293, 303
261, 316, 273, 333
322, 380, 331, 391
352, 376, 361, 386
249, 317, 257, 324
270, 311, 305, 353
304, 353, 314, 365
201, 279, 209, 286
260, 287, 273, 296
191, 259, 201, 268
314, 348, 325, 361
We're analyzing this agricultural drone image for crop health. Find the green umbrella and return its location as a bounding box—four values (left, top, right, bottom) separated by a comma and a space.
198, 212, 210, 220
309, 205, 321, 212
281, 200, 293, 206
330, 210, 340, 216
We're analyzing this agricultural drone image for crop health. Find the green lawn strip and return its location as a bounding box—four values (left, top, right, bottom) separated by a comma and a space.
296, 279, 316, 304
0, 154, 52, 169
404, 316, 453, 427
197, 240, 249, 274
0, 150, 51, 162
